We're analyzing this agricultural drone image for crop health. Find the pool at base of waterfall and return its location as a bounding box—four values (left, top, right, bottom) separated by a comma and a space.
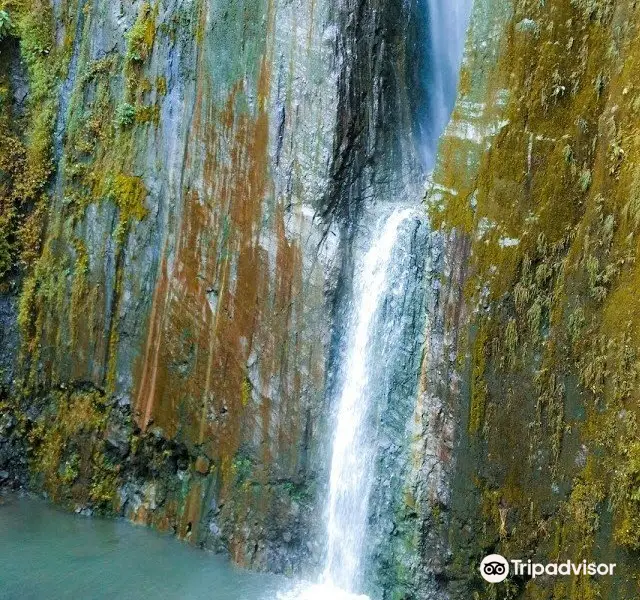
277, 582, 369, 600
0, 493, 325, 600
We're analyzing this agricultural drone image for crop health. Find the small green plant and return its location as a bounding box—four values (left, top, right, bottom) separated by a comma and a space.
0, 10, 11, 41
61, 453, 80, 485
126, 2, 155, 63
115, 103, 135, 128
579, 166, 592, 192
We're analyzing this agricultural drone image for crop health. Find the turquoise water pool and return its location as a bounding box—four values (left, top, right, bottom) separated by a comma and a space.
0, 494, 295, 599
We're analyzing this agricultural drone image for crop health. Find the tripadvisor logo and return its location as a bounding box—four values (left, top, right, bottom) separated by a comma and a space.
480, 554, 510, 583
480, 554, 616, 583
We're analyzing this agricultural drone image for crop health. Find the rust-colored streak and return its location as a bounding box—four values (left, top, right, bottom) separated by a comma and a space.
131, 0, 320, 562
135, 253, 170, 431
134, 54, 277, 455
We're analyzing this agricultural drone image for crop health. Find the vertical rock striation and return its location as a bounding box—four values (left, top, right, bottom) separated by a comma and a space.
1, 0, 344, 574
429, 0, 640, 598
0, 0, 435, 584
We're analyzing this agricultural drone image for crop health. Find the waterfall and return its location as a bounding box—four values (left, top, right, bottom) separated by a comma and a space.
323, 208, 418, 593
279, 209, 423, 600
311, 3, 472, 595
421, 0, 473, 166
279, 3, 472, 599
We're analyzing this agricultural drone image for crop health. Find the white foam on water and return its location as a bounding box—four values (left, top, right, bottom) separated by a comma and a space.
276, 581, 371, 600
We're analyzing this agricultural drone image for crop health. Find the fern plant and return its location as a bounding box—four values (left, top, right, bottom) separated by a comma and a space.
0, 10, 11, 42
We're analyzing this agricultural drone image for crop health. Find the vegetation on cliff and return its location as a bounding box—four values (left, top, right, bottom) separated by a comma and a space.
0, 0, 321, 576
1, 0, 157, 514
432, 0, 640, 597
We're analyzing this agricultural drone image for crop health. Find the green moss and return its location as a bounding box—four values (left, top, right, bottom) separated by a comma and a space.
61, 453, 80, 485
564, 475, 605, 551
469, 325, 488, 435
17, 269, 37, 336
13, 3, 57, 191
156, 75, 167, 96
115, 103, 136, 128
0, 0, 64, 283
25, 389, 121, 513
134, 103, 160, 125
110, 173, 148, 224
611, 441, 640, 550
89, 453, 120, 511
16, 243, 68, 382
241, 377, 251, 407
3, 0, 163, 529
69, 239, 89, 345
0, 217, 14, 278
125, 2, 156, 64
12, 0, 155, 400
0, 9, 10, 41
570, 0, 614, 23
433, 1, 640, 595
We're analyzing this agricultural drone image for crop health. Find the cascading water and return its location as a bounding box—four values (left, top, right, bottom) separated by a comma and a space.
280, 2, 472, 598
323, 208, 419, 593
420, 0, 473, 167
316, 1, 472, 591
280, 209, 425, 600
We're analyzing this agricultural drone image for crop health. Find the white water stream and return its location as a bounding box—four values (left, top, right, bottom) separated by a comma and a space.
282, 2, 472, 598
323, 208, 417, 593
422, 0, 474, 166
281, 209, 416, 600
317, 1, 472, 594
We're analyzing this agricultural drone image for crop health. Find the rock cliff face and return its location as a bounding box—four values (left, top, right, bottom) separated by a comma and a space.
4, 0, 640, 598
0, 0, 428, 583
429, 0, 640, 598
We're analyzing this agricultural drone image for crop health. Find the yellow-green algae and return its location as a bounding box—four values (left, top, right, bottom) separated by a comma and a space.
0, 0, 305, 563
432, 0, 640, 597
1, 0, 157, 514
0, 0, 60, 281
